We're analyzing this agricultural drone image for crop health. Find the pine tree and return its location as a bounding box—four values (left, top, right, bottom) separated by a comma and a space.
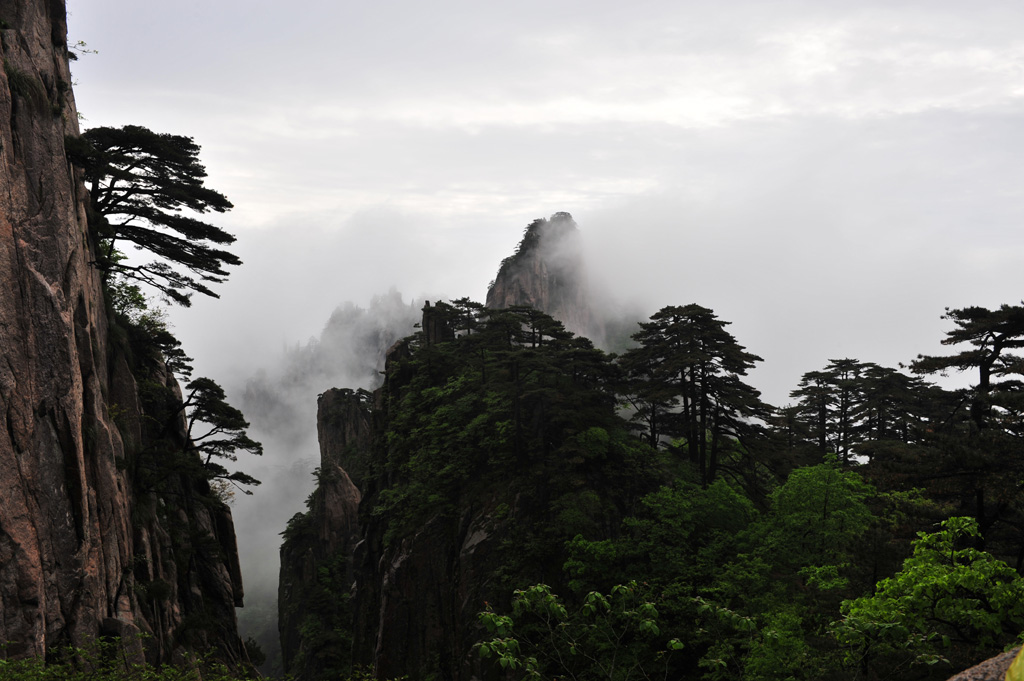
76, 124, 240, 306
912, 304, 1024, 431
620, 304, 767, 486
790, 359, 868, 464
183, 377, 263, 493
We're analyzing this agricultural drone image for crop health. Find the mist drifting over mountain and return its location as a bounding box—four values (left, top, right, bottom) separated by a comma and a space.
228, 291, 420, 662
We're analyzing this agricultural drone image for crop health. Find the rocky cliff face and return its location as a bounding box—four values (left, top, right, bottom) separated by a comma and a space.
278, 389, 369, 679
485, 212, 594, 338
0, 0, 246, 665
946, 647, 1019, 681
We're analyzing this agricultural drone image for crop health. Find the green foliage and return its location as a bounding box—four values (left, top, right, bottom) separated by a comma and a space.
281, 510, 315, 544
696, 603, 816, 681
77, 125, 239, 306
372, 303, 653, 554
105, 261, 194, 380
834, 517, 1024, 676
476, 582, 681, 681
286, 298, 1024, 679
565, 454, 886, 680
680, 460, 881, 680
107, 275, 149, 325
67, 39, 98, 61
290, 549, 355, 678
241, 638, 265, 669
766, 455, 875, 570
566, 477, 755, 595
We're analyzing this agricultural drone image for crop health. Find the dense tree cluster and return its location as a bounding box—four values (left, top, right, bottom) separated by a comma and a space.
332, 297, 1024, 681
375, 302, 658, 558
619, 304, 768, 486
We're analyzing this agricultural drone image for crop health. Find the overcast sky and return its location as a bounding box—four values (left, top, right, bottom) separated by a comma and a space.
68, 0, 1024, 404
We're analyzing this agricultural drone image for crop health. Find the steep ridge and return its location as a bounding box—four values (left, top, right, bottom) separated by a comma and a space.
278, 389, 369, 678
485, 212, 594, 338
0, 0, 246, 665
237, 292, 420, 674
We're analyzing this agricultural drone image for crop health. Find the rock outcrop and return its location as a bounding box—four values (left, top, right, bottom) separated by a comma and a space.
315, 388, 374, 492
485, 212, 593, 338
0, 0, 246, 665
280, 335, 525, 681
236, 292, 420, 675
278, 389, 369, 679
946, 647, 1019, 681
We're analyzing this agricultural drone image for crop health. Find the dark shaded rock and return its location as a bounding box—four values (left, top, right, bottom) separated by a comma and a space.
421, 301, 456, 346
279, 389, 368, 679
349, 493, 513, 681
316, 388, 373, 491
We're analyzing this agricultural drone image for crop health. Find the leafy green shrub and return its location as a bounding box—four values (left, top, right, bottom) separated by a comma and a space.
476, 582, 682, 680
834, 516, 1024, 676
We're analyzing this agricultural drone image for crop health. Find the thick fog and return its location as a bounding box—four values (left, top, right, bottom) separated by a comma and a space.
223, 291, 420, 660
66, 0, 1024, 659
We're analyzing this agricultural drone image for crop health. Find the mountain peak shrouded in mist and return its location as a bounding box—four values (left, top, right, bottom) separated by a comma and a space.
247, 214, 641, 674
271, 213, 656, 678
485, 212, 595, 339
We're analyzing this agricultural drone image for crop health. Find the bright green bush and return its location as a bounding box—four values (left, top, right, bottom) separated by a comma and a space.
834, 516, 1024, 675
476, 582, 683, 680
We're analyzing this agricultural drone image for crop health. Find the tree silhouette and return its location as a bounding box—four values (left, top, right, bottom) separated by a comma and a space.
620, 304, 767, 486
77, 124, 240, 306
183, 377, 263, 494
